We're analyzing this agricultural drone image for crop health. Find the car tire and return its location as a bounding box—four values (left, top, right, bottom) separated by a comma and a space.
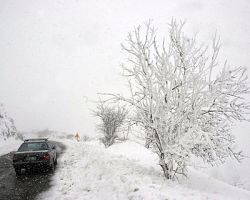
54, 157, 57, 165
15, 168, 21, 176
50, 162, 55, 172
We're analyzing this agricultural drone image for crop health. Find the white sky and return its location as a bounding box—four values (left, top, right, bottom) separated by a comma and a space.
0, 0, 250, 141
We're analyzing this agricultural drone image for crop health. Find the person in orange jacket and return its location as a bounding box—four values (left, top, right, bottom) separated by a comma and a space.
75, 132, 80, 142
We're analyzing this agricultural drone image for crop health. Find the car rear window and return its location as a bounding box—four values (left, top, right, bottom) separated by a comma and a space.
18, 142, 49, 152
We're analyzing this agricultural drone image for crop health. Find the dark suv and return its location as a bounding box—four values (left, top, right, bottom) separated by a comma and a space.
13, 138, 57, 175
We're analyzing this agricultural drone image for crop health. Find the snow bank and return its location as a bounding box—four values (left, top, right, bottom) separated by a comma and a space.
0, 103, 20, 155
106, 141, 160, 170
0, 137, 22, 156
38, 139, 250, 200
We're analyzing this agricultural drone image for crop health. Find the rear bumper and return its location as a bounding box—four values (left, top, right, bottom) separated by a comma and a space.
13, 161, 50, 170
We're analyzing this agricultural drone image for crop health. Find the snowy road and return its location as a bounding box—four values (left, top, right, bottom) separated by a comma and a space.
0, 141, 66, 200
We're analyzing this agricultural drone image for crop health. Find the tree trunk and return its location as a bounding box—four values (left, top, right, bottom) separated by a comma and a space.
144, 138, 151, 148
159, 153, 171, 179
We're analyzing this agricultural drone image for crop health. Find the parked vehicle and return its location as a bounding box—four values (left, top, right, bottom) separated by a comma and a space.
12, 138, 57, 175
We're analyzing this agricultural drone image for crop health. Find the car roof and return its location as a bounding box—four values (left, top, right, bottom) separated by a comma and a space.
23, 138, 48, 143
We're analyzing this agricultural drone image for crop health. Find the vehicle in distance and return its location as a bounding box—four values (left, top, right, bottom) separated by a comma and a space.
12, 138, 57, 175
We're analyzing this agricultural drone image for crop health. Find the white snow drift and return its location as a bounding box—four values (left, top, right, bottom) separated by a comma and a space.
38, 139, 250, 200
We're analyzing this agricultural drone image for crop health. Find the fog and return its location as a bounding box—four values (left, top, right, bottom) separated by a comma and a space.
0, 0, 249, 146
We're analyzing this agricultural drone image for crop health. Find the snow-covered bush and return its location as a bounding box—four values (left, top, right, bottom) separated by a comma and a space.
81, 135, 90, 142
94, 101, 127, 147
0, 104, 17, 140
105, 20, 250, 180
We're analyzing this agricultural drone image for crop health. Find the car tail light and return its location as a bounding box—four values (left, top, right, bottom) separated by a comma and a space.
43, 153, 50, 161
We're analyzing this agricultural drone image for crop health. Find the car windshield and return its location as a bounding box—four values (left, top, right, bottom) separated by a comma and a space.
18, 142, 49, 152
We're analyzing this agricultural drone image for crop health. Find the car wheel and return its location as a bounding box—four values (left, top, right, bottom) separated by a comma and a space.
15, 168, 21, 176
54, 157, 57, 165
50, 162, 55, 172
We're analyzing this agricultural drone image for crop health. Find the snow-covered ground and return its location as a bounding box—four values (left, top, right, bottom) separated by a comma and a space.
0, 137, 22, 156
38, 139, 250, 200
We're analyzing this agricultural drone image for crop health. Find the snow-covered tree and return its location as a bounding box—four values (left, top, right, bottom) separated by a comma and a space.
105, 20, 250, 179
94, 101, 127, 147
0, 104, 17, 140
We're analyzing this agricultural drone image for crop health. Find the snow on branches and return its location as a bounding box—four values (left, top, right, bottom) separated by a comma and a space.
94, 101, 128, 147
0, 104, 17, 140
104, 19, 250, 180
